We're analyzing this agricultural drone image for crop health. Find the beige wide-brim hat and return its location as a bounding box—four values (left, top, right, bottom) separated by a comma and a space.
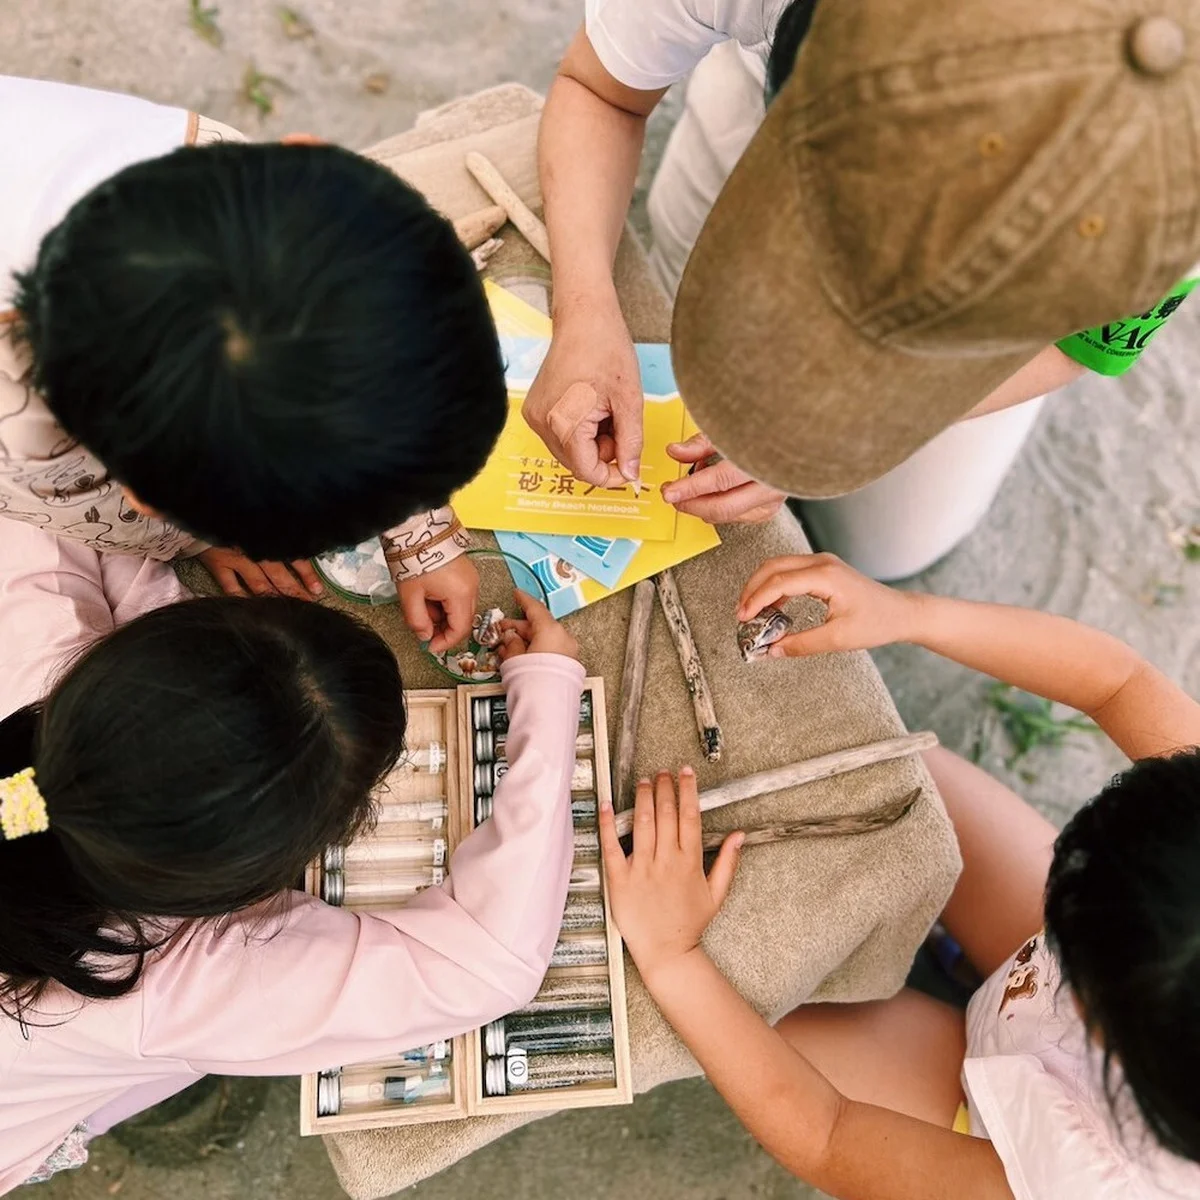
672, 0, 1200, 499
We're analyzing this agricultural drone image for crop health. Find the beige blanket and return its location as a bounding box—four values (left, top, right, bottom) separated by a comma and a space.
184, 84, 961, 1200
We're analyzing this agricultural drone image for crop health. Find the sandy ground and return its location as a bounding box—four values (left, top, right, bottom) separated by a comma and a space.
5, 2, 1200, 1198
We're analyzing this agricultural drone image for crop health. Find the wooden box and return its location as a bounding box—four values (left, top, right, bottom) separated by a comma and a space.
299, 678, 632, 1135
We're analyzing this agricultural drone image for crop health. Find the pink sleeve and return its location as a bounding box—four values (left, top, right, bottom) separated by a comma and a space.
138, 653, 586, 1075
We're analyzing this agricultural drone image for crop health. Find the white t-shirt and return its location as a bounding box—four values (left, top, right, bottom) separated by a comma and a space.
964, 934, 1200, 1200
585, 0, 791, 90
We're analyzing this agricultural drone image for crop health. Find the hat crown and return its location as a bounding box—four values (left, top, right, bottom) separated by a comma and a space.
786, 0, 1199, 354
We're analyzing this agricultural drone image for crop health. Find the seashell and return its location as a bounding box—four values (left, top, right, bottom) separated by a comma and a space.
472, 607, 506, 649
736, 605, 793, 663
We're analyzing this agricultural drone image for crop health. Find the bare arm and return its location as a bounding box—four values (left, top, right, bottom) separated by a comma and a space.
647, 949, 1013, 1200
599, 774, 1014, 1200
739, 556, 1200, 763
965, 346, 1087, 418
540, 30, 665, 321
524, 31, 667, 486
906, 593, 1200, 761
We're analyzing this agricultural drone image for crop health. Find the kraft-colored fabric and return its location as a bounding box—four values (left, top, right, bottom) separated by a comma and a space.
672, 1, 1200, 499
181, 84, 960, 1199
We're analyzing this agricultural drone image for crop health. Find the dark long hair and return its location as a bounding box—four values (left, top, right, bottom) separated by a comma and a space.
1045, 749, 1200, 1164
0, 597, 406, 1021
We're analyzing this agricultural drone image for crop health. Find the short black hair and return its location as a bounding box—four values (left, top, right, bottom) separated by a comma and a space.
766, 0, 821, 104
0, 596, 406, 1020
1045, 749, 1200, 1164
14, 142, 506, 560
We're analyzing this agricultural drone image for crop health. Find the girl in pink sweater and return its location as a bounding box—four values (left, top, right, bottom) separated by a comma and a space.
0, 521, 584, 1192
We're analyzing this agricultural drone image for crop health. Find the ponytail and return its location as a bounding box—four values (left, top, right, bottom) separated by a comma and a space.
0, 706, 152, 1021
0, 596, 406, 1022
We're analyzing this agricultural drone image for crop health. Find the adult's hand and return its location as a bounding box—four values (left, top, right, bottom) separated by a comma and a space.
662, 433, 786, 525
523, 293, 644, 488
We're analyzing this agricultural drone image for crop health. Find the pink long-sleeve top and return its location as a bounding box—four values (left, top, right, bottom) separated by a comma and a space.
0, 653, 585, 1194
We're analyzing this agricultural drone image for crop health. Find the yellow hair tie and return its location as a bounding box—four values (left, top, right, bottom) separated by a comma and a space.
0, 768, 49, 840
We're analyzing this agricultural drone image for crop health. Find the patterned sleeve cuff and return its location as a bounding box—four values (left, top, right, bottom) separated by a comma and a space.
381, 507, 472, 582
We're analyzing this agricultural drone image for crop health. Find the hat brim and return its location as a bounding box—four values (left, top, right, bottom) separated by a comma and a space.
671, 97, 1035, 499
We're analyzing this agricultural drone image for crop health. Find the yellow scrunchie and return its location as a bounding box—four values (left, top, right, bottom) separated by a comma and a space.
0, 767, 49, 840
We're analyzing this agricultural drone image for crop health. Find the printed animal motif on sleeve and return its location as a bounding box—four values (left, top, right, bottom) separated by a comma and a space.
381, 507, 472, 582
0, 325, 200, 559
998, 937, 1041, 1014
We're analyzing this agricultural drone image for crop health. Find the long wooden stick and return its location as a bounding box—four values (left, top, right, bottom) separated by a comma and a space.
464, 151, 552, 263
700, 788, 921, 851
654, 569, 722, 762
613, 579, 656, 812
613, 730, 937, 837
453, 204, 507, 250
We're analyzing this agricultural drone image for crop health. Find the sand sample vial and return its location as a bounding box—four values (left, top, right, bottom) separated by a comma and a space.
372, 798, 448, 832
549, 931, 608, 969
394, 1040, 451, 1069
484, 1010, 613, 1057
393, 741, 446, 775
569, 862, 602, 894
316, 1064, 452, 1116
324, 837, 447, 872
516, 974, 611, 1015
472, 693, 593, 736
484, 1049, 616, 1096
474, 729, 595, 764
474, 758, 594, 798
322, 865, 444, 907
560, 892, 605, 933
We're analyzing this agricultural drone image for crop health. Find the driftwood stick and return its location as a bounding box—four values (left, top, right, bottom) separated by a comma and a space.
453, 204, 507, 250
654, 569, 722, 762
464, 151, 552, 263
700, 788, 921, 851
613, 579, 656, 812
613, 730, 937, 838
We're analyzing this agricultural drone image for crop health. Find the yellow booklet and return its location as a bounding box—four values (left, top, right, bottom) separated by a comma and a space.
451, 283, 688, 541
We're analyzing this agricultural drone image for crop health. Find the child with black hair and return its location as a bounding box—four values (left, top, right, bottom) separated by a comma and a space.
0, 73, 506, 651
0, 516, 584, 1192
599, 554, 1200, 1200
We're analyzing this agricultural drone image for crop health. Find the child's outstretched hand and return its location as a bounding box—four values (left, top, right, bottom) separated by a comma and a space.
399, 555, 480, 654
599, 770, 743, 983
198, 546, 324, 600
496, 590, 580, 661
736, 553, 922, 658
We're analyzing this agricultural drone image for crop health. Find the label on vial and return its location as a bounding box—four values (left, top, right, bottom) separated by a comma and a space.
506, 1047, 530, 1089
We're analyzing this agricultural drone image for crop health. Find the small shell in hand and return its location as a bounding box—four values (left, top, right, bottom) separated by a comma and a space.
473, 607, 506, 649
737, 605, 793, 662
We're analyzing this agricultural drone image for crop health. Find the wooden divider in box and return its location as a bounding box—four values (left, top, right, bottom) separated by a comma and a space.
299, 679, 632, 1135
456, 678, 633, 1115
300, 691, 469, 1134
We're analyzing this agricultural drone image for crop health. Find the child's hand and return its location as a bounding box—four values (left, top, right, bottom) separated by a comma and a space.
599, 770, 743, 983
198, 546, 323, 600
399, 555, 479, 653
496, 590, 579, 661
736, 553, 923, 658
